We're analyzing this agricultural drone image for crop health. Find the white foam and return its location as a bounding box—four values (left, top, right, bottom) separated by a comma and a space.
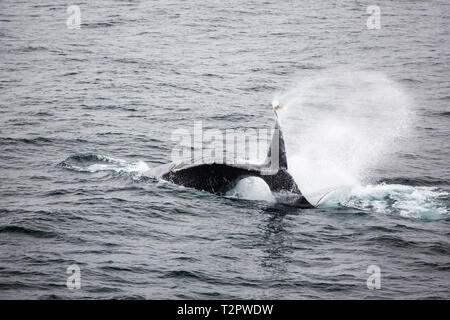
346, 184, 449, 218
276, 69, 413, 198
85, 158, 149, 177
226, 177, 276, 202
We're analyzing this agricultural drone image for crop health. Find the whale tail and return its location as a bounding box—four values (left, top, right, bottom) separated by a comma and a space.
261, 118, 288, 172
161, 111, 313, 208
258, 118, 312, 207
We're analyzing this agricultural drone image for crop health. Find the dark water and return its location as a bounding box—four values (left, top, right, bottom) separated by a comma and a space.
0, 0, 449, 299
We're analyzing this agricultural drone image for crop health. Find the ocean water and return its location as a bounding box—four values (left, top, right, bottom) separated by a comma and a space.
0, 0, 449, 299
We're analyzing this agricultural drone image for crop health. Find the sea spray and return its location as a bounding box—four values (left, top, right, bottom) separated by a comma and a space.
274, 69, 414, 206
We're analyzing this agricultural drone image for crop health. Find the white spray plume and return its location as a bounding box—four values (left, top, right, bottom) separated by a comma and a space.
274, 69, 414, 206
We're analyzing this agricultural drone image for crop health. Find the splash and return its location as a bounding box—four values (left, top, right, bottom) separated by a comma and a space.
272, 69, 447, 218
345, 184, 448, 219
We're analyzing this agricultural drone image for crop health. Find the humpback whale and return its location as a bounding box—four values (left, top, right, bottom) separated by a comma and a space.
158, 107, 313, 208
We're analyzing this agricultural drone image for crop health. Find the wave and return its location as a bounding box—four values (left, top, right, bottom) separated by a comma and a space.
0, 137, 52, 146
226, 178, 448, 219
0, 225, 57, 238
58, 153, 149, 179
313, 183, 449, 219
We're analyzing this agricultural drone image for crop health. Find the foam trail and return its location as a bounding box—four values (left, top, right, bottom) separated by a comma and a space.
59, 154, 149, 179
87, 160, 149, 174
345, 184, 448, 219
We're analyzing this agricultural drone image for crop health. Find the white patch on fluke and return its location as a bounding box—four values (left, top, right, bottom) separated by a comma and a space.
226, 177, 276, 202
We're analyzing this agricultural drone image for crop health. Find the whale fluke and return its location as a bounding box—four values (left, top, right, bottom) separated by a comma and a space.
159, 111, 313, 208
